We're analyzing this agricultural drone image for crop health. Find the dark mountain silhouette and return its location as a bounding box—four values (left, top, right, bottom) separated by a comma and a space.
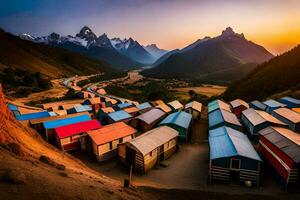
142, 27, 274, 83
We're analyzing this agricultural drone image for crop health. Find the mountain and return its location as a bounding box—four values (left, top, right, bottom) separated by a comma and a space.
0, 29, 117, 78
223, 44, 300, 101
151, 37, 210, 66
19, 26, 142, 70
110, 37, 156, 65
143, 44, 168, 59
142, 27, 274, 83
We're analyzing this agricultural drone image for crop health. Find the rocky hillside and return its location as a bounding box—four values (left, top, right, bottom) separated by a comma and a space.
0, 84, 141, 200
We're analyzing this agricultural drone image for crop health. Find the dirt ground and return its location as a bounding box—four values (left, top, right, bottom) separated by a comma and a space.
73, 108, 299, 198
173, 85, 227, 100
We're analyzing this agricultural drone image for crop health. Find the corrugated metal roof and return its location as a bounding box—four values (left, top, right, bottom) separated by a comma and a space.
242, 108, 286, 126
100, 107, 115, 114
280, 97, 300, 105
208, 100, 231, 113
156, 104, 172, 113
135, 108, 165, 125
159, 111, 192, 129
185, 101, 202, 112
128, 126, 178, 155
293, 108, 300, 114
43, 114, 91, 129
72, 105, 93, 113
168, 100, 183, 110
250, 100, 267, 111
273, 108, 300, 123
136, 102, 152, 110
259, 126, 300, 163
108, 110, 132, 122
16, 111, 51, 121
117, 102, 133, 109
230, 99, 249, 109
208, 109, 241, 128
87, 122, 136, 145
8, 103, 18, 111
55, 120, 101, 139
151, 100, 165, 106
30, 112, 90, 125
209, 126, 261, 161
263, 99, 286, 108
123, 107, 140, 114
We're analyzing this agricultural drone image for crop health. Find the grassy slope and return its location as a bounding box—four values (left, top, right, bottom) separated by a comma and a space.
0, 29, 117, 78
223, 45, 300, 101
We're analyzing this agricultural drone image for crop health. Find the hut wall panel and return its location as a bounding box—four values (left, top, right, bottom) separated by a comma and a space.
98, 143, 110, 155
62, 141, 80, 151
96, 149, 117, 162
258, 142, 289, 181
118, 144, 126, 160
112, 139, 119, 150
260, 136, 294, 168
164, 145, 177, 160
123, 135, 133, 142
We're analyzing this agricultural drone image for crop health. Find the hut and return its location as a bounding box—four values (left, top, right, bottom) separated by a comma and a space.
85, 122, 137, 161
136, 102, 152, 112
59, 104, 82, 111
249, 100, 267, 111
7, 103, 20, 116
118, 126, 178, 173
151, 100, 165, 106
103, 97, 118, 107
29, 112, 89, 132
258, 126, 300, 188
241, 108, 287, 138
16, 111, 51, 121
83, 97, 102, 112
263, 99, 286, 114
67, 105, 93, 114
42, 114, 91, 142
123, 107, 140, 117
230, 99, 249, 118
167, 100, 184, 112
209, 126, 262, 185
129, 108, 166, 132
96, 88, 107, 95
107, 110, 132, 124
279, 97, 300, 108
115, 102, 133, 110
54, 120, 101, 151
155, 104, 172, 113
54, 110, 67, 116
208, 108, 242, 131
208, 100, 231, 113
272, 108, 300, 132
184, 101, 202, 120
293, 108, 300, 114
159, 111, 192, 141
77, 91, 95, 99
97, 107, 115, 125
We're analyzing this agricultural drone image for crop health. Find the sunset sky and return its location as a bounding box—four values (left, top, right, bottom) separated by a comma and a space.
1, 0, 300, 54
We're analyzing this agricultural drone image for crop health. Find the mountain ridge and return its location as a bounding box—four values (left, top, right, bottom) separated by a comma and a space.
142, 27, 274, 83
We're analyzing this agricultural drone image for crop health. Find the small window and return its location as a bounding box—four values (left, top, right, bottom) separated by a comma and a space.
150, 151, 152, 156
119, 138, 123, 143
230, 158, 240, 170
109, 142, 113, 150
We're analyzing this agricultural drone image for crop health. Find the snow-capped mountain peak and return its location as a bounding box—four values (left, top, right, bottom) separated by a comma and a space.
76, 26, 97, 41
19, 33, 35, 41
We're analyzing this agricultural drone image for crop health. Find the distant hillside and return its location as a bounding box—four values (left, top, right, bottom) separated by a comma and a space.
223, 45, 300, 101
0, 29, 117, 78
142, 27, 273, 83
